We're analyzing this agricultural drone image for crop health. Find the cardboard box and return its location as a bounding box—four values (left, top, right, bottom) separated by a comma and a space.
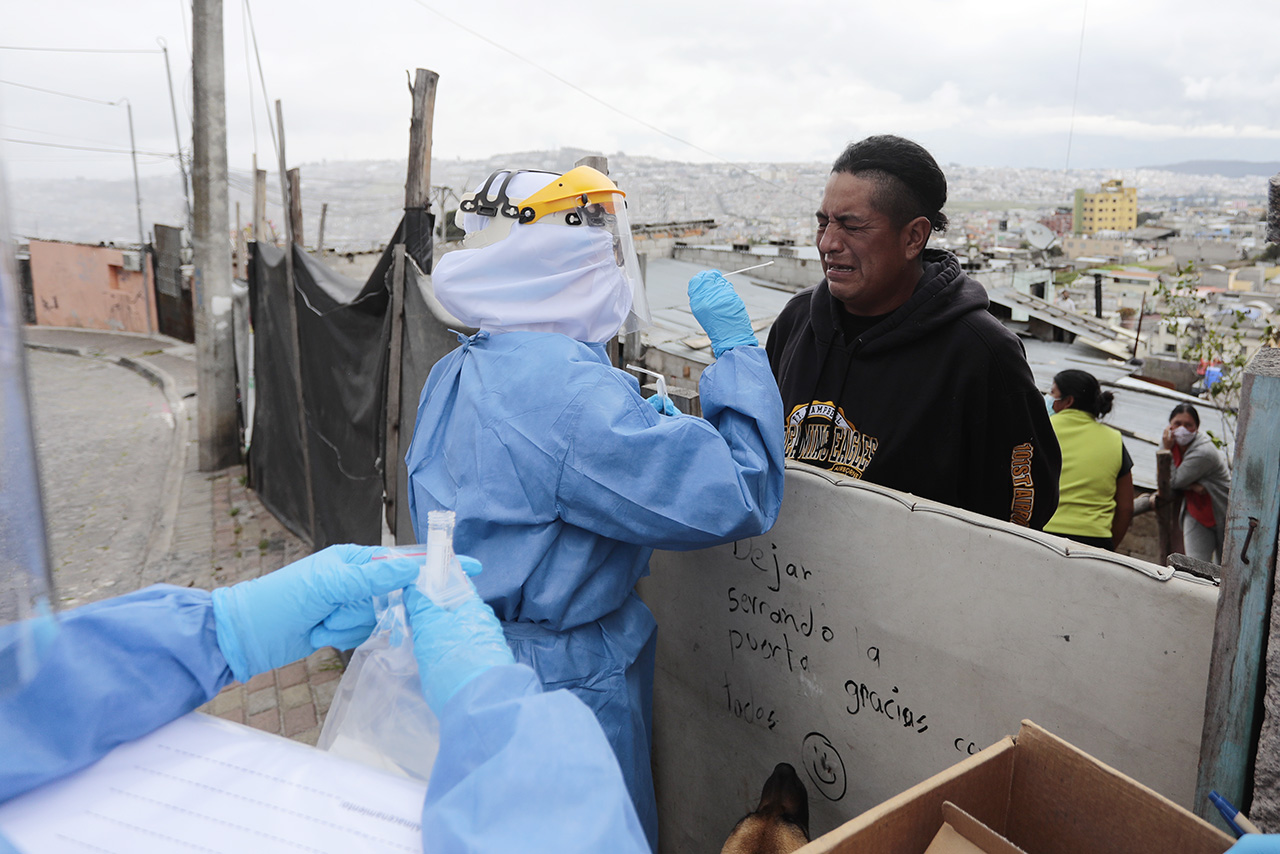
797, 720, 1234, 854
923, 803, 1028, 854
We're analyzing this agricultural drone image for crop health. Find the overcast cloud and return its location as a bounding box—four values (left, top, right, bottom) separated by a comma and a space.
2, 0, 1277, 184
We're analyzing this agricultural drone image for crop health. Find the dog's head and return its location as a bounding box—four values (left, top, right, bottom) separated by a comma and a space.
721, 762, 810, 854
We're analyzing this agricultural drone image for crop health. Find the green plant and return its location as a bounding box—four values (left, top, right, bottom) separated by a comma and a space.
229, 507, 240, 517
1152, 272, 1278, 464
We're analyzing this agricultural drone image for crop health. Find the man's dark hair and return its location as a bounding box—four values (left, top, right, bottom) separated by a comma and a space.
832, 135, 949, 233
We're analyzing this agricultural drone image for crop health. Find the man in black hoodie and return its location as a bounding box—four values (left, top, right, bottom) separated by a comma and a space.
766, 135, 1060, 529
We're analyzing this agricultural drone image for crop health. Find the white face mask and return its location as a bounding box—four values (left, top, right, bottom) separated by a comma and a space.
1172, 425, 1195, 447
1044, 393, 1058, 416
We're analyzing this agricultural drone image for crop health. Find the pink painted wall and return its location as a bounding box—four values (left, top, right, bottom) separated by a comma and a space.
28, 240, 157, 333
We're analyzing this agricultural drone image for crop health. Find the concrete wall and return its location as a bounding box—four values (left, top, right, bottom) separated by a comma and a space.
1167, 238, 1249, 265
672, 246, 818, 291
639, 464, 1217, 851
1060, 235, 1136, 261
28, 240, 156, 333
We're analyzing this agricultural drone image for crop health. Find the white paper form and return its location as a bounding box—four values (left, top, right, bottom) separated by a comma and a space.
0, 712, 428, 853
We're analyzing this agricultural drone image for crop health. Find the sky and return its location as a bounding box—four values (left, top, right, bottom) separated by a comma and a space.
2, 0, 1279, 186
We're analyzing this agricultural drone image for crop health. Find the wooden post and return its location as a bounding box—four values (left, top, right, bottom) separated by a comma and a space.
1267, 175, 1279, 245
384, 244, 406, 536
403, 68, 438, 272
274, 98, 317, 544
252, 159, 267, 245
1195, 347, 1280, 823
287, 167, 303, 247
1156, 450, 1184, 563
235, 202, 247, 279
576, 154, 609, 174
317, 202, 328, 256
576, 155, 642, 369
274, 101, 292, 243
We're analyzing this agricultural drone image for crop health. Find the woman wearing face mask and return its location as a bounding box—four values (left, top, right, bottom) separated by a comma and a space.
1163, 403, 1231, 562
1041, 370, 1134, 550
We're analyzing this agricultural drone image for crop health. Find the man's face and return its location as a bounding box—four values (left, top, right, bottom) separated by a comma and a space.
816, 172, 925, 317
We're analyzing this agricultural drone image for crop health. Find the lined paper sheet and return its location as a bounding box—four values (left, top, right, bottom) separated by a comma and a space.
0, 713, 427, 853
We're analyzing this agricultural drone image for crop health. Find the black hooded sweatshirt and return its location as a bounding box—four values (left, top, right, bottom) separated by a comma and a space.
765, 248, 1060, 529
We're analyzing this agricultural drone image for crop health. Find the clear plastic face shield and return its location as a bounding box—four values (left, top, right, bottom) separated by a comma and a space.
454, 167, 651, 335
0, 151, 58, 698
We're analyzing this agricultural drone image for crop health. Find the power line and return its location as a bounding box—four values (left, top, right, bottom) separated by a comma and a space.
0, 78, 120, 106
1064, 0, 1089, 172
2, 137, 178, 158
0, 45, 163, 54
0, 122, 126, 149
242, 0, 280, 165
403, 0, 799, 198
241, 0, 260, 160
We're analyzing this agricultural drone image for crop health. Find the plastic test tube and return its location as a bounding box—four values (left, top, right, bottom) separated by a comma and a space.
419, 510, 473, 610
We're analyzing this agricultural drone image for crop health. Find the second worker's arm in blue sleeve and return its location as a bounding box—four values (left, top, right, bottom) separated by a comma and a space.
0, 586, 233, 803
423, 663, 649, 854
2, 590, 650, 853
556, 345, 786, 550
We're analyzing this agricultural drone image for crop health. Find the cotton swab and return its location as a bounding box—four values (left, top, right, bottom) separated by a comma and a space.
723, 261, 775, 277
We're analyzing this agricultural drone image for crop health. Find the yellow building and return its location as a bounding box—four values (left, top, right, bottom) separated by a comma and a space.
1073, 179, 1138, 235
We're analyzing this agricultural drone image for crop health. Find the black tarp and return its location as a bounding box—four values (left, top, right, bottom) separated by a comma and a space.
248, 233, 399, 547
245, 211, 464, 548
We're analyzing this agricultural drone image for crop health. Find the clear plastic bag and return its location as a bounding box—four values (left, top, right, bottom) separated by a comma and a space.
315, 587, 441, 780
318, 512, 472, 779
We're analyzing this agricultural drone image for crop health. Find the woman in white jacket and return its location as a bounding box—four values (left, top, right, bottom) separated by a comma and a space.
1162, 403, 1231, 563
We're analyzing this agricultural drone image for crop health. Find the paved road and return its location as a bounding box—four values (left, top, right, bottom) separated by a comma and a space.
25, 348, 175, 607
20, 328, 332, 744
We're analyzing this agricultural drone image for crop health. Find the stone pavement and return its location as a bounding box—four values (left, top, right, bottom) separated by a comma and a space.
195, 471, 341, 745
22, 325, 346, 746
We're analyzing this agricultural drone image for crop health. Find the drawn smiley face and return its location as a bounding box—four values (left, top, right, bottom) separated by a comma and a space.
801, 732, 847, 802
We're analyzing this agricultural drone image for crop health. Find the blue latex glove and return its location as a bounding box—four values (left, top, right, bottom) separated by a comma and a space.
1229, 836, 1280, 852
211, 544, 421, 683
647, 394, 679, 417
688, 270, 757, 357
315, 555, 482, 649
403, 584, 516, 714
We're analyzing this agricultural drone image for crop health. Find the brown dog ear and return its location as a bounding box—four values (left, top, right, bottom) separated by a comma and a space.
756, 763, 810, 838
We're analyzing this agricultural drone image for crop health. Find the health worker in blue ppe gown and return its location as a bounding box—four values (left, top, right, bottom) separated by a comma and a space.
404, 165, 785, 847
0, 546, 648, 854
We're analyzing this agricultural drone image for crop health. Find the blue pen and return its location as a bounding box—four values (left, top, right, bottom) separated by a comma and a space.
1210, 790, 1261, 837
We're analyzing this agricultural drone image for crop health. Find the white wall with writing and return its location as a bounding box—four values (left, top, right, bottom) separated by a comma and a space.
639, 464, 1217, 851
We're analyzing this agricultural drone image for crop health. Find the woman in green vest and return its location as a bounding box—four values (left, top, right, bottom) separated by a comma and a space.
1042, 369, 1134, 550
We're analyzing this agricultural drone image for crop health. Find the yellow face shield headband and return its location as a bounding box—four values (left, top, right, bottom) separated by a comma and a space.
514, 166, 626, 225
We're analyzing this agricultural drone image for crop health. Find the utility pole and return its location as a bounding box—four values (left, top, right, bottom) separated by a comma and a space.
191, 0, 239, 470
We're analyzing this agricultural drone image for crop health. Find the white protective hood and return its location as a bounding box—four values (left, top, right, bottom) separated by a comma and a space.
433, 171, 637, 344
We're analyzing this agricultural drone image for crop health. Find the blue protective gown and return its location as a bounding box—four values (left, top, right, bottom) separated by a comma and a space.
405, 331, 785, 846
0, 585, 647, 854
